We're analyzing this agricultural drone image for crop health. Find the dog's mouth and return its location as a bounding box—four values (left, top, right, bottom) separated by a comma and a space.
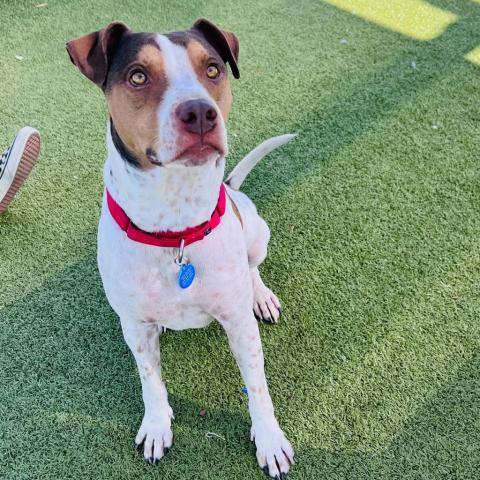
146, 148, 163, 166
146, 142, 224, 167
175, 142, 223, 164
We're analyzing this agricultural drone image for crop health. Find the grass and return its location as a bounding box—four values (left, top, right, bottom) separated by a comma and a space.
1, 0, 479, 478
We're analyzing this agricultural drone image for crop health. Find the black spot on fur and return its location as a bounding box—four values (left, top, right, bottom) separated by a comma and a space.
166, 30, 225, 68
105, 32, 160, 91
110, 120, 142, 168
165, 31, 192, 48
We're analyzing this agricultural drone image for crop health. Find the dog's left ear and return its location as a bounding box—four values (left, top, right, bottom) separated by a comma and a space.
66, 21, 130, 88
193, 18, 240, 79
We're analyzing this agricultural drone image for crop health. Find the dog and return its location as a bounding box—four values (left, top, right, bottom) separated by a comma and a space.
66, 19, 295, 478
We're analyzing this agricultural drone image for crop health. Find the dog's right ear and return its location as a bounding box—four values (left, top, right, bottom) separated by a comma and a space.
66, 22, 130, 88
193, 19, 240, 79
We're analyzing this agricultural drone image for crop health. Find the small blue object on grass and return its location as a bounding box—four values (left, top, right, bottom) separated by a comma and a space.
241, 386, 248, 396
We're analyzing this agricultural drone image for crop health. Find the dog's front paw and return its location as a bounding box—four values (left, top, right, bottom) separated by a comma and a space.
251, 422, 294, 478
253, 285, 281, 323
134, 410, 174, 464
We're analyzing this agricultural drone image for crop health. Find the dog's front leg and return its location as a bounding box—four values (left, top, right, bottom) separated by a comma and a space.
221, 313, 294, 478
120, 318, 174, 464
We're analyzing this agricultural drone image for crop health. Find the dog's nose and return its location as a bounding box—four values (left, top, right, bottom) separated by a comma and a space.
176, 100, 217, 136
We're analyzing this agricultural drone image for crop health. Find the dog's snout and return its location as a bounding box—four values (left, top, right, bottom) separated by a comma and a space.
176, 100, 217, 136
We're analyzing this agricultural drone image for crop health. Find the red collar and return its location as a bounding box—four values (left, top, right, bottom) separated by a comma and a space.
106, 184, 226, 248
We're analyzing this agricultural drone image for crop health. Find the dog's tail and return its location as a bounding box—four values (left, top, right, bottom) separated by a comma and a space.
225, 133, 296, 190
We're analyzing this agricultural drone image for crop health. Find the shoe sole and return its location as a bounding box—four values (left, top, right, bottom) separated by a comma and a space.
0, 130, 40, 213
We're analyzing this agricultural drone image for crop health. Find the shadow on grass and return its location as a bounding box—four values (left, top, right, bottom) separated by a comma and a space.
242, 1, 480, 207
296, 352, 480, 480
0, 250, 256, 478
0, 251, 478, 479
2, 3, 480, 478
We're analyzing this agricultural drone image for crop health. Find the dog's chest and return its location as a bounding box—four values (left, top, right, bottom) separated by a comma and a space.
97, 199, 249, 329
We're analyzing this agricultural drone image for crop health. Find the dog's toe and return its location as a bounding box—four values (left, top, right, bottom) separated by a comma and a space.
253, 286, 281, 323
253, 423, 294, 478
135, 414, 174, 465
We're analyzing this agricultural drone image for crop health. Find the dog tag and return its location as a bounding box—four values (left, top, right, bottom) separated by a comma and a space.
178, 262, 195, 289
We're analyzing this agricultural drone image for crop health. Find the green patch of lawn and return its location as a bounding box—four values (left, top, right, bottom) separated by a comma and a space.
1, 0, 479, 478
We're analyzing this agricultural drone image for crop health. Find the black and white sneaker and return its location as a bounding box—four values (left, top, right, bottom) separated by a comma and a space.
0, 127, 40, 213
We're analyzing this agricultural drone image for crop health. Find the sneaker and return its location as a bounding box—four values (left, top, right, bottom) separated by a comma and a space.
0, 127, 41, 213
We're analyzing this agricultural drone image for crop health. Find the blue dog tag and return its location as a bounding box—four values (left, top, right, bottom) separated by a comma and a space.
178, 263, 195, 289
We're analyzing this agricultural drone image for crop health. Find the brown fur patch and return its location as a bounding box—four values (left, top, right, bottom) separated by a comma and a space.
107, 44, 168, 169
186, 40, 232, 120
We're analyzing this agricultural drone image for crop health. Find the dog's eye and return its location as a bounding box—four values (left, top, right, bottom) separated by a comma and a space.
206, 64, 220, 79
129, 71, 147, 86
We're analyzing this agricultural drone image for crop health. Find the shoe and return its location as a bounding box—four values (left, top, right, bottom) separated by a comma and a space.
0, 127, 40, 213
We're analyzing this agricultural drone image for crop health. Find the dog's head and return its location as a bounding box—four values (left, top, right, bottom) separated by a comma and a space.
66, 19, 239, 168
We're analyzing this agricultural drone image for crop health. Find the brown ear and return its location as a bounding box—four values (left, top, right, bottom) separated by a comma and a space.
66, 21, 130, 88
193, 18, 240, 79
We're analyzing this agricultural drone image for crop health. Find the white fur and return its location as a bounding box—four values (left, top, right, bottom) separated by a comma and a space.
104, 125, 223, 232
98, 34, 294, 477
154, 34, 228, 166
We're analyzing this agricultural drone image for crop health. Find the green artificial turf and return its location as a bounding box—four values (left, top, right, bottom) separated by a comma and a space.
1, 0, 480, 478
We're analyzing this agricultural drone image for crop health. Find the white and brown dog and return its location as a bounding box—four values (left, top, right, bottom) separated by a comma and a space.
66, 19, 295, 478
